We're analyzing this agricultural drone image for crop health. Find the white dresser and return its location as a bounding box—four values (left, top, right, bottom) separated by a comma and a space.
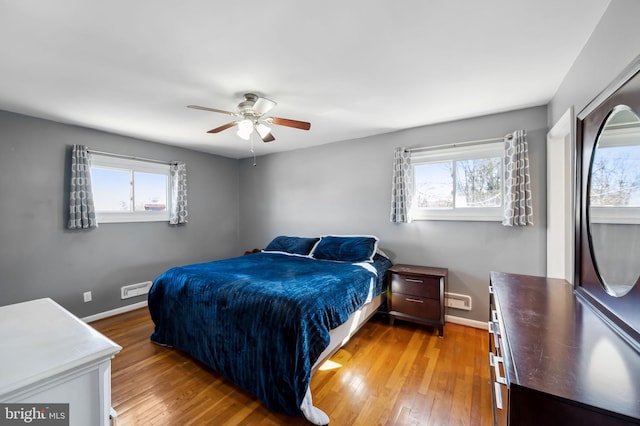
0, 298, 122, 426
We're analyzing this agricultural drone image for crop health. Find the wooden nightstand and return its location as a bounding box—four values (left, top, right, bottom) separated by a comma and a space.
387, 264, 447, 336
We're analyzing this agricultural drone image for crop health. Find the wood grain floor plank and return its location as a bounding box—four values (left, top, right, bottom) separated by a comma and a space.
92, 309, 492, 425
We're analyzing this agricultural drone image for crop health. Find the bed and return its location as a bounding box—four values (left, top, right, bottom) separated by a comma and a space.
148, 235, 392, 424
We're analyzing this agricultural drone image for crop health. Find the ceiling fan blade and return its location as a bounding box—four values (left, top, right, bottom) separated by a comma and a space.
207, 121, 238, 133
188, 105, 238, 116
261, 132, 276, 143
253, 97, 277, 115
269, 117, 311, 131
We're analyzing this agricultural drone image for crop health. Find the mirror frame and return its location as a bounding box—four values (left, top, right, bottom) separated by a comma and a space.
576, 55, 640, 345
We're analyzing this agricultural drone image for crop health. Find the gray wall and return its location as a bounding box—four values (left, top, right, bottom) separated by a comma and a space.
239, 106, 548, 323
549, 0, 640, 126
3, 0, 637, 324
0, 110, 240, 317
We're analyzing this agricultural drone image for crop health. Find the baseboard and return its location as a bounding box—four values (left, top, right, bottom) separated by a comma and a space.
446, 314, 488, 330
81, 302, 485, 330
82, 301, 148, 323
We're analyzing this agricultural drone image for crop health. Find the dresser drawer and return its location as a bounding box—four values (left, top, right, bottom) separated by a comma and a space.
390, 273, 441, 299
390, 293, 441, 320
489, 285, 509, 425
489, 351, 509, 426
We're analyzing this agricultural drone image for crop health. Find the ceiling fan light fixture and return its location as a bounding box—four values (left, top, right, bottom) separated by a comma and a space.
188, 93, 311, 143
237, 119, 253, 140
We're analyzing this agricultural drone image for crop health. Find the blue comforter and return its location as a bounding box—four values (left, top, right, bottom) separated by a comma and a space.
148, 252, 391, 416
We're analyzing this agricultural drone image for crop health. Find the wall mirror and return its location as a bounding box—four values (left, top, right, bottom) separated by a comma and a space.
588, 104, 640, 297
576, 55, 640, 343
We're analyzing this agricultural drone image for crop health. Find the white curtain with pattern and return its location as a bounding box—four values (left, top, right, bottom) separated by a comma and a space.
169, 162, 188, 225
68, 144, 97, 230
503, 130, 533, 226
390, 147, 413, 223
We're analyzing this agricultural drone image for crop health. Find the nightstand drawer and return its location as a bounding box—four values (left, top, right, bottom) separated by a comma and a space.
390, 273, 441, 299
390, 294, 441, 320
387, 264, 447, 336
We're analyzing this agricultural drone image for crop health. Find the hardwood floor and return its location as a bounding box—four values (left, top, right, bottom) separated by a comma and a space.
92, 308, 492, 425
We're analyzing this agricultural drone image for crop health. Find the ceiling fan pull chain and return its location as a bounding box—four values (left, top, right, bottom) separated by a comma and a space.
250, 131, 257, 166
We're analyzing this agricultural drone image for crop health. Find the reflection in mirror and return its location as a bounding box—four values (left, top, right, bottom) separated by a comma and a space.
588, 105, 640, 297
586, 338, 634, 400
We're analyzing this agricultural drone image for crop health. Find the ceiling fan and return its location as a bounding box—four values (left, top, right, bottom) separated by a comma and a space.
188, 93, 311, 143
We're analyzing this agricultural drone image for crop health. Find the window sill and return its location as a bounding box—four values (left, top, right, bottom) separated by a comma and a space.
411, 216, 503, 222
96, 213, 169, 223
411, 208, 502, 222
590, 207, 640, 224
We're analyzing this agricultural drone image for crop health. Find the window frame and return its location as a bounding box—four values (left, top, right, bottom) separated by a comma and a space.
410, 142, 504, 221
589, 207, 640, 224
89, 153, 171, 223
588, 125, 640, 224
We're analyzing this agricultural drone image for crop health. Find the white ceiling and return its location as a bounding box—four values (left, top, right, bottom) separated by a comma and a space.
0, 1, 610, 159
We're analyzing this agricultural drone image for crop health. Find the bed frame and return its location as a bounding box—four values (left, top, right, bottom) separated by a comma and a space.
312, 293, 383, 372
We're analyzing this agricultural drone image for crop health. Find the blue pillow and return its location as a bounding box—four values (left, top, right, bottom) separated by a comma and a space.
263, 236, 320, 256
311, 235, 379, 262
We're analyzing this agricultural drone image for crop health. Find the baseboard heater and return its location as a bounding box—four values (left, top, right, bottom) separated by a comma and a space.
444, 292, 472, 311
121, 281, 153, 299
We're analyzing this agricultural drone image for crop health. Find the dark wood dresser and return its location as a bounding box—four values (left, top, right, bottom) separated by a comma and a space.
489, 271, 640, 425
387, 264, 447, 336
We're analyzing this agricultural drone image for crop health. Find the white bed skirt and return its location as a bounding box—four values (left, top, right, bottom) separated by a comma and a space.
301, 294, 383, 424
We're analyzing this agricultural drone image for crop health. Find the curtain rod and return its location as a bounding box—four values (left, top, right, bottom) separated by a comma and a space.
87, 149, 177, 166
406, 134, 512, 154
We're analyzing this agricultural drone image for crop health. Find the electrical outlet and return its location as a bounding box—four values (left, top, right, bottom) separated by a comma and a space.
83, 291, 92, 303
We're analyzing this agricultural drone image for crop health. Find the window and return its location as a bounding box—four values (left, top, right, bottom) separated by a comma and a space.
90, 154, 171, 223
411, 142, 504, 221
589, 133, 640, 224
